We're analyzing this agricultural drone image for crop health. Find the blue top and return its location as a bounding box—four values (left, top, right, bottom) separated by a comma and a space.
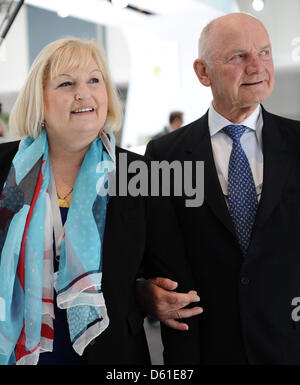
38, 207, 88, 365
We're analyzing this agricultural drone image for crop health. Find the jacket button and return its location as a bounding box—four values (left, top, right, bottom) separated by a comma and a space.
241, 277, 250, 285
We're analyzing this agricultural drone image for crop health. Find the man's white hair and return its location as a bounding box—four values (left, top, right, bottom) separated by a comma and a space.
197, 19, 215, 65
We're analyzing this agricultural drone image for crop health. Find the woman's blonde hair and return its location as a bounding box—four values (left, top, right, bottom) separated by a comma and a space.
9, 37, 123, 138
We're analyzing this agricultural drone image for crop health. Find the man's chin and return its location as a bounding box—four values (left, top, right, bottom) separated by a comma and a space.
238, 94, 270, 108
239, 87, 273, 105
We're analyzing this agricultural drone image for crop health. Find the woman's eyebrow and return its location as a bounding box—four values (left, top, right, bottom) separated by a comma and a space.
57, 73, 72, 78
56, 69, 101, 77
89, 69, 102, 74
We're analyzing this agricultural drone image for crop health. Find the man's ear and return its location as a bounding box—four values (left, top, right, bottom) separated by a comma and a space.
193, 58, 211, 87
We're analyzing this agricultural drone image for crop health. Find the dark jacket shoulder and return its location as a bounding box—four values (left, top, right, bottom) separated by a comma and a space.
145, 113, 208, 161
0, 141, 19, 193
115, 145, 147, 163
261, 106, 300, 126
261, 107, 300, 154
0, 140, 19, 160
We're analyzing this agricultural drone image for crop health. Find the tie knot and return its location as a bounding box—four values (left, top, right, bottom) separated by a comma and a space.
223, 124, 247, 143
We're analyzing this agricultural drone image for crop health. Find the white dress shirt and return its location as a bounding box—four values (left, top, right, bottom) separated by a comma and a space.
208, 104, 263, 201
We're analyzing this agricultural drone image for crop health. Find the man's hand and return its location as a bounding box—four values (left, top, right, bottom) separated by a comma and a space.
137, 277, 203, 331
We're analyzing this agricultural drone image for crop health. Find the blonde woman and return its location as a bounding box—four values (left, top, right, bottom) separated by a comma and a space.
0, 37, 199, 365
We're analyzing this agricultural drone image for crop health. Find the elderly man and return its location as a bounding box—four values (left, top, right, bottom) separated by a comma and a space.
139, 12, 300, 364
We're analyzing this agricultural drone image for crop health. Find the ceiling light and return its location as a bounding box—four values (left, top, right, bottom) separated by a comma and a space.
252, 0, 265, 11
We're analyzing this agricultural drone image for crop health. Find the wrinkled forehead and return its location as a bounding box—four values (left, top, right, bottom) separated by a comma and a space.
210, 17, 271, 57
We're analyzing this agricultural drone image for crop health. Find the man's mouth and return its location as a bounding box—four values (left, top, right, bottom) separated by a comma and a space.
71, 107, 95, 114
241, 80, 264, 86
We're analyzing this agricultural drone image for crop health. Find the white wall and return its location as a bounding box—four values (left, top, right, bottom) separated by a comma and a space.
0, 6, 29, 92
236, 0, 300, 119
236, 0, 300, 69
119, 5, 222, 146
106, 26, 130, 87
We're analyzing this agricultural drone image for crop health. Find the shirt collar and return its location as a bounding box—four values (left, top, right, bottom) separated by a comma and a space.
208, 104, 262, 135
208, 103, 263, 147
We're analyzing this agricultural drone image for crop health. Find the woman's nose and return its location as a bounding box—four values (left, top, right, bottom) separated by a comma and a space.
74, 82, 91, 101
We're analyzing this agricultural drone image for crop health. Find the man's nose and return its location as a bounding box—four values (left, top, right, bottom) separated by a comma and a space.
74, 82, 91, 101
245, 54, 264, 75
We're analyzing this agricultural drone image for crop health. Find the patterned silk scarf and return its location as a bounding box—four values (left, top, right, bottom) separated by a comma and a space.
0, 130, 115, 365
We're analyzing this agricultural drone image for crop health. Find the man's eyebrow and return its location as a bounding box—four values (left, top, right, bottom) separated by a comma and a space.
226, 48, 247, 57
260, 44, 271, 50
225, 44, 272, 58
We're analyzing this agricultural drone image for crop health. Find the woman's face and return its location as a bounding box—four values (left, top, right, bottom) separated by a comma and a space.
43, 58, 108, 148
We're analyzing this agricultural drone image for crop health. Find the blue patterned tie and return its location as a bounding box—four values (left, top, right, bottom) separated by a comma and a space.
223, 125, 258, 256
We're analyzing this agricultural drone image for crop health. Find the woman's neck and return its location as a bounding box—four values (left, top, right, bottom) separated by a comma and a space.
49, 143, 89, 188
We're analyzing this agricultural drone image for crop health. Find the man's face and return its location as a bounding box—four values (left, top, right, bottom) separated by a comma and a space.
195, 15, 275, 120
172, 117, 183, 130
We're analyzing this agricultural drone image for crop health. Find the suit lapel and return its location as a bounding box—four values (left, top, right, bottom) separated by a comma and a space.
250, 108, 292, 238
184, 112, 235, 235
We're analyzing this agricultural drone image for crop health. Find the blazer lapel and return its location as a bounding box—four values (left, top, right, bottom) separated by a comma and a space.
184, 112, 235, 235
250, 107, 292, 239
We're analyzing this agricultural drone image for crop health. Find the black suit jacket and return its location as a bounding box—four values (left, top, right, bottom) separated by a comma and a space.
152, 126, 170, 140
0, 141, 199, 365
146, 106, 300, 364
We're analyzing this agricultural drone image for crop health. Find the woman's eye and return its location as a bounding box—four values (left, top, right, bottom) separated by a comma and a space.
58, 81, 73, 88
89, 77, 99, 84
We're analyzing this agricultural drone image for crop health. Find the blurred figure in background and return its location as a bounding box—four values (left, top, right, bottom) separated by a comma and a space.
152, 110, 183, 139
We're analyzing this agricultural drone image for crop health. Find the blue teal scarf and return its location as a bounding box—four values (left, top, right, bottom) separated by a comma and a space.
0, 130, 115, 364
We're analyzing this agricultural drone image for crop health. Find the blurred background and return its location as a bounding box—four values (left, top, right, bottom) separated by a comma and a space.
0, 0, 299, 150
0, 0, 299, 364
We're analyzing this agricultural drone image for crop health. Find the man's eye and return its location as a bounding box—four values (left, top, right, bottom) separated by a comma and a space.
229, 54, 243, 62
58, 81, 73, 88
261, 50, 269, 56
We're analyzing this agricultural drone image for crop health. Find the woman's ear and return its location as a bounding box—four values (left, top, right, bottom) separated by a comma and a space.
193, 59, 212, 87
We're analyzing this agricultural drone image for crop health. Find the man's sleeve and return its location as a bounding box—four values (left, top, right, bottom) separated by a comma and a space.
142, 193, 200, 364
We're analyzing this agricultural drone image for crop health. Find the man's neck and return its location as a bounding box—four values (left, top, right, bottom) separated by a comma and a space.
212, 102, 259, 124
